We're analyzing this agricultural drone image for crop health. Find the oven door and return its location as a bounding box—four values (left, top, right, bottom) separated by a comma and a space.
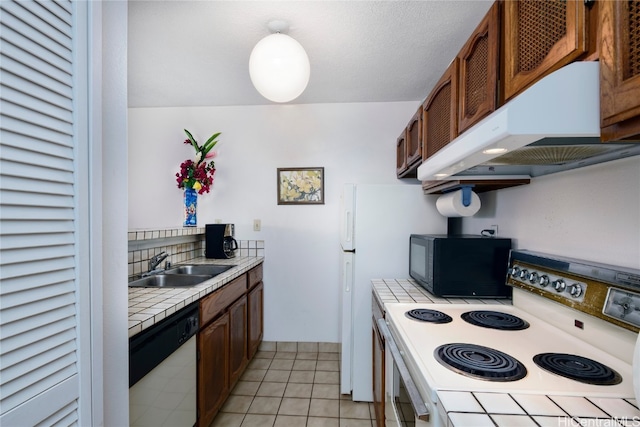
377, 319, 432, 427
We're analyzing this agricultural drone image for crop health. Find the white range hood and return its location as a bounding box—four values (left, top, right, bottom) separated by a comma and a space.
417, 61, 640, 181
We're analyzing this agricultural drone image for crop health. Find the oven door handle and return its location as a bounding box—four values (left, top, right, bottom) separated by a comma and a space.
377, 318, 430, 422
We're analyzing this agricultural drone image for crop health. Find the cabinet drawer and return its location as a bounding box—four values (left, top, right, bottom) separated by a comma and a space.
200, 274, 246, 326
248, 264, 263, 289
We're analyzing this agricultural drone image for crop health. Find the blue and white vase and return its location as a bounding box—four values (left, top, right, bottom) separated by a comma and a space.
183, 187, 198, 227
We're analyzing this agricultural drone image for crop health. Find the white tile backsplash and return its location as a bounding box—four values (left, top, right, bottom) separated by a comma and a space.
127, 227, 264, 280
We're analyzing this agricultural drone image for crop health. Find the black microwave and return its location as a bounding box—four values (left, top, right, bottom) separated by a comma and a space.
409, 234, 512, 298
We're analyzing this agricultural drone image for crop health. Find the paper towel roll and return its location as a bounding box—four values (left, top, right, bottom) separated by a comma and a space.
436, 189, 481, 217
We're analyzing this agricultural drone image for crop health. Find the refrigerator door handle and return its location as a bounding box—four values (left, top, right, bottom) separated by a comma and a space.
344, 211, 353, 244
344, 260, 352, 292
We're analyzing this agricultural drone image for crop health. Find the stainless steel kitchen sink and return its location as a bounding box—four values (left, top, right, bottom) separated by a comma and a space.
128, 274, 213, 288
164, 264, 235, 276
128, 264, 236, 288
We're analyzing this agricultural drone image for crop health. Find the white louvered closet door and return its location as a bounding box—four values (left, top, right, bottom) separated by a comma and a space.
1, 0, 88, 425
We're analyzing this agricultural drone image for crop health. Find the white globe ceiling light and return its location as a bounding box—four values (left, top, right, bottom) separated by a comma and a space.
249, 21, 310, 103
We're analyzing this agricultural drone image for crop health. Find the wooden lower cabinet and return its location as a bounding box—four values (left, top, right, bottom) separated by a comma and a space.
372, 296, 385, 427
248, 282, 264, 359
229, 295, 248, 388
198, 311, 230, 427
372, 323, 385, 427
197, 264, 264, 427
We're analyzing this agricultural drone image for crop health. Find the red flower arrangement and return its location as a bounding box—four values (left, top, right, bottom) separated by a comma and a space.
175, 129, 220, 194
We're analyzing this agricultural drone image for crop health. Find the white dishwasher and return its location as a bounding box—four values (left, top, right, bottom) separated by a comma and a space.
129, 302, 199, 427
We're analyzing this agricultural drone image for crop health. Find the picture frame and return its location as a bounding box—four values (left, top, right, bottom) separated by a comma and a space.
277, 167, 325, 205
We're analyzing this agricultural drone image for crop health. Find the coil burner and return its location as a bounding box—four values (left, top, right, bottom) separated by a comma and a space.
405, 309, 453, 324
434, 343, 527, 382
533, 353, 622, 385
461, 310, 530, 331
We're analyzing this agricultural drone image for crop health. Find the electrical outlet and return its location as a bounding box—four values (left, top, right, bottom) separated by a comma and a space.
490, 225, 498, 236
253, 219, 261, 231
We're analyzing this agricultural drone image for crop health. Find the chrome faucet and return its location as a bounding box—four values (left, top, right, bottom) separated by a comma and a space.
143, 251, 169, 277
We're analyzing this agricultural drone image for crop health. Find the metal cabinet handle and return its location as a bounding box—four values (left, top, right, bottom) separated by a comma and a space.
377, 318, 430, 422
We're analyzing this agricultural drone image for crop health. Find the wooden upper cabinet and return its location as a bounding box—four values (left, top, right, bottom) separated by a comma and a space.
503, 0, 589, 102
406, 108, 423, 167
458, 2, 500, 134
396, 108, 422, 179
422, 59, 459, 160
600, 0, 640, 141
396, 130, 407, 177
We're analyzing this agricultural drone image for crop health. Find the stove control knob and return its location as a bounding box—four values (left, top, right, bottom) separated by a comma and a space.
510, 266, 521, 278
518, 269, 529, 280
528, 272, 539, 284
569, 283, 583, 298
553, 279, 566, 293
539, 275, 550, 287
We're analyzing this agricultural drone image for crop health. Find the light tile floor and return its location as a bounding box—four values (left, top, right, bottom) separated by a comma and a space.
210, 349, 375, 427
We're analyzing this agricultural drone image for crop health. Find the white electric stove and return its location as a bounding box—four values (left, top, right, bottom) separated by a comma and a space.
382, 250, 640, 427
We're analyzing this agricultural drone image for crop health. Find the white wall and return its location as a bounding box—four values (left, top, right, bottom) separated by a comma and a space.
128, 102, 420, 342
462, 156, 640, 269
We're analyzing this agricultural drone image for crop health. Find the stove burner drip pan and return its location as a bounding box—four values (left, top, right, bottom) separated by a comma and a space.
406, 308, 453, 324
533, 353, 623, 385
462, 310, 530, 330
434, 343, 527, 382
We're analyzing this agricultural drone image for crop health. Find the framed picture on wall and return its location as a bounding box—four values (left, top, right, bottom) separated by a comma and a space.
277, 167, 325, 205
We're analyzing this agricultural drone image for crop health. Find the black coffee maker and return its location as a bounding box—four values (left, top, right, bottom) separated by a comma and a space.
205, 224, 238, 259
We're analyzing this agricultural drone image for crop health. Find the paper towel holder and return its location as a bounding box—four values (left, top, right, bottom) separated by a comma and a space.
445, 185, 475, 236
445, 185, 475, 207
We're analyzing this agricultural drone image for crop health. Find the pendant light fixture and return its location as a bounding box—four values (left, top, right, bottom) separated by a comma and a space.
249, 20, 310, 103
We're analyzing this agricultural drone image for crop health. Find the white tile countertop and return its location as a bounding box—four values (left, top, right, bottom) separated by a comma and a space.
371, 279, 640, 427
372, 278, 512, 307
128, 256, 263, 338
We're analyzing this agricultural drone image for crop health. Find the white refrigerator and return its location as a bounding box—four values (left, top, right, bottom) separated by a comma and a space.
339, 183, 447, 401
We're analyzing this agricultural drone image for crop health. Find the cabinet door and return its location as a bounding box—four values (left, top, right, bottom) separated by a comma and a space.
372, 324, 385, 427
406, 108, 423, 168
198, 312, 230, 427
248, 282, 264, 359
396, 130, 408, 177
422, 59, 459, 160
600, 0, 640, 141
458, 2, 500, 134
503, 0, 588, 101
229, 296, 248, 387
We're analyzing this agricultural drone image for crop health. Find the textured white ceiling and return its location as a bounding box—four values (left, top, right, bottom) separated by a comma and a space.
128, 0, 493, 107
